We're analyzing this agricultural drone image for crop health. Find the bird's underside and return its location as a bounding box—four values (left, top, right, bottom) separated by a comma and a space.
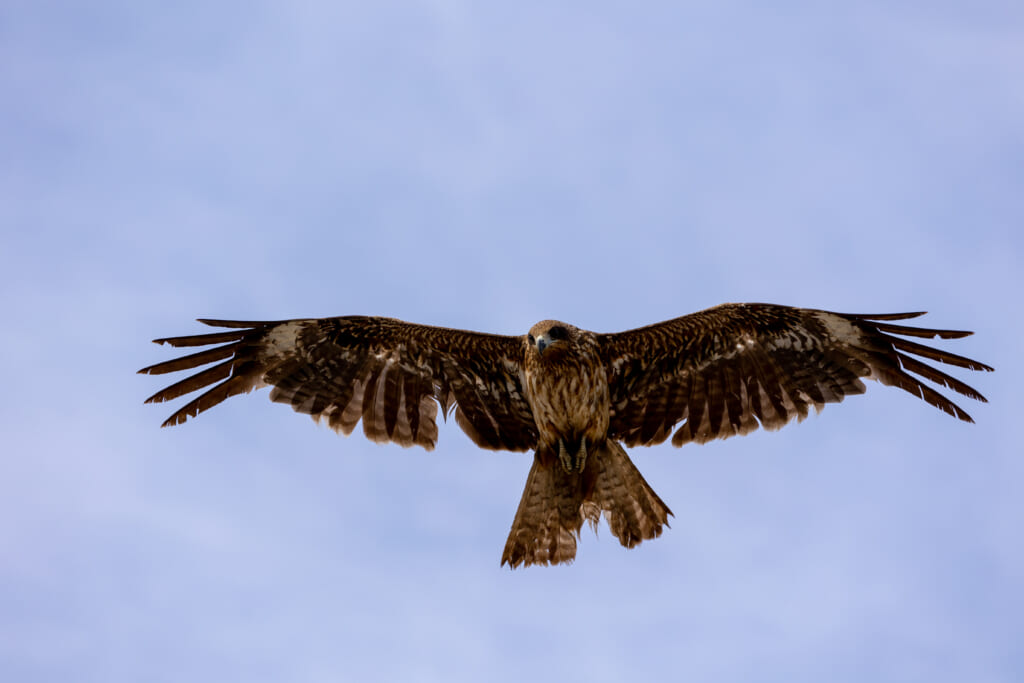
139, 303, 992, 567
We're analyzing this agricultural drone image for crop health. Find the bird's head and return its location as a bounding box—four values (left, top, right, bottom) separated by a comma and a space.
527, 320, 575, 360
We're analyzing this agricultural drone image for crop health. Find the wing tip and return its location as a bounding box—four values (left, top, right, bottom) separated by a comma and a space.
196, 318, 274, 329
159, 411, 191, 428
847, 311, 928, 321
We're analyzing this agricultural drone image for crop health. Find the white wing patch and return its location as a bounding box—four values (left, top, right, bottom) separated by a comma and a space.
815, 311, 865, 346
263, 321, 306, 356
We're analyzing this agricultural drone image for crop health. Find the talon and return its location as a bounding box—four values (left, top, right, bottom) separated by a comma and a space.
578, 437, 587, 472
558, 439, 573, 473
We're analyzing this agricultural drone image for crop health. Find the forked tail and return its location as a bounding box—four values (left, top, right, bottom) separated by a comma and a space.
501, 441, 672, 568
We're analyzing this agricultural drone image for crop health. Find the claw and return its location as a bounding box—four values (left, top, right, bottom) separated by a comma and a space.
558, 438, 573, 473
556, 437, 588, 473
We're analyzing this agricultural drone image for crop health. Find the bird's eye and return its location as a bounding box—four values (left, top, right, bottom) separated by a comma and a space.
528, 335, 535, 345
548, 326, 567, 341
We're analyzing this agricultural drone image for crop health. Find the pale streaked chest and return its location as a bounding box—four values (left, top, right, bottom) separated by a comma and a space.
523, 354, 610, 441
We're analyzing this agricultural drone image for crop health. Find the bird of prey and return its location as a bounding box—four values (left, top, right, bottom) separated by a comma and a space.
139, 303, 991, 567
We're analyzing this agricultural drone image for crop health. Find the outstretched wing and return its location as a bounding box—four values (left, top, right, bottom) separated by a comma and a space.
139, 317, 538, 452
600, 303, 993, 448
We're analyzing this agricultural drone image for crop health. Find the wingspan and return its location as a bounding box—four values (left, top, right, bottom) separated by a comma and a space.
599, 303, 993, 448
139, 317, 538, 452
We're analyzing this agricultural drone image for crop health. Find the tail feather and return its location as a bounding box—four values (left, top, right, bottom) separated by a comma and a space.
592, 441, 672, 548
500, 442, 672, 568
501, 451, 583, 568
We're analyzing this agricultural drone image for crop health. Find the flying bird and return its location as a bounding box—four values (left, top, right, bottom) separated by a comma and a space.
139, 303, 992, 567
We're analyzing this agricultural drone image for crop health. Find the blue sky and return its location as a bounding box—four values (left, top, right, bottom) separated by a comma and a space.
2, 2, 1022, 682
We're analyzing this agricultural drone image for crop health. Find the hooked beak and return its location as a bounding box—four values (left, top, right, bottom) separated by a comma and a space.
536, 335, 549, 354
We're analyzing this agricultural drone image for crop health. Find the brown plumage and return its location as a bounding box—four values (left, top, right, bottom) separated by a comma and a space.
139, 303, 992, 567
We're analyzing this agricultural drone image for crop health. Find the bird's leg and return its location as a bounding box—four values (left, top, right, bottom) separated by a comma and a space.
558, 438, 573, 473
556, 437, 588, 473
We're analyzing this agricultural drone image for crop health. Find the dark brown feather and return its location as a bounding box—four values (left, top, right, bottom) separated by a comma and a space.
159, 359, 266, 427
143, 359, 235, 404
884, 335, 992, 370
139, 344, 238, 375
139, 317, 538, 451
600, 303, 991, 448
149, 329, 253, 348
